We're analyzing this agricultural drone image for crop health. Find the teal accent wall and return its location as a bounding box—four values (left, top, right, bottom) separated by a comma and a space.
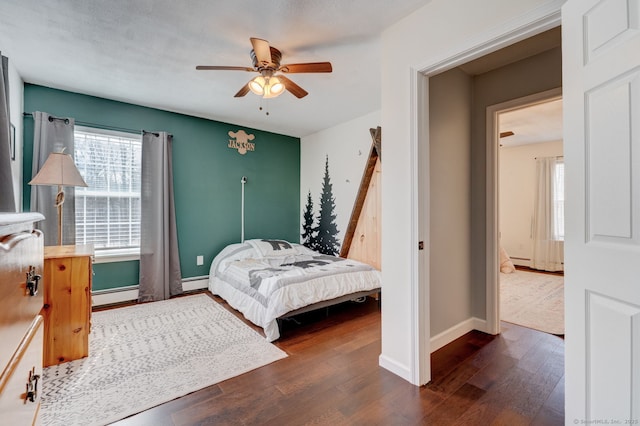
23, 84, 300, 291
93, 261, 140, 290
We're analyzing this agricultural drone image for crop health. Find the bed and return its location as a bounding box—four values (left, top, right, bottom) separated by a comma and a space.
208, 239, 382, 341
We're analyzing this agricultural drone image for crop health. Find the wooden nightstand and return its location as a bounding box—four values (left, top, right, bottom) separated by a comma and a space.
42, 244, 94, 367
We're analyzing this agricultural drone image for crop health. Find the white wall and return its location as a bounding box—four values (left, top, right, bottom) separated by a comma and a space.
499, 140, 563, 265
7, 56, 23, 210
379, 0, 564, 383
300, 110, 381, 248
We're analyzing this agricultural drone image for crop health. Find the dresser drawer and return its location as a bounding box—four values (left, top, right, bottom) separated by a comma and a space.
0, 315, 43, 425
0, 229, 44, 371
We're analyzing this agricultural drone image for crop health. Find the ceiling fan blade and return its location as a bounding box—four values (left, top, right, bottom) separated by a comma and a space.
250, 37, 272, 66
234, 83, 251, 98
278, 75, 308, 98
279, 62, 333, 73
196, 65, 255, 71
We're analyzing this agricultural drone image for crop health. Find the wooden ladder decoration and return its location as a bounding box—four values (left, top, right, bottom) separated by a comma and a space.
340, 126, 381, 259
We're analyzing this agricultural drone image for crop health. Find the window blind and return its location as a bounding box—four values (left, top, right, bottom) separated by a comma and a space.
74, 128, 142, 252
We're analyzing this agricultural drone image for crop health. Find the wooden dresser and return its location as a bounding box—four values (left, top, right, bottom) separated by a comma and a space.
0, 212, 45, 425
42, 244, 93, 367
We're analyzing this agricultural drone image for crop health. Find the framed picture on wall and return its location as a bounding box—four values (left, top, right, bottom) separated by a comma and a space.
9, 123, 15, 161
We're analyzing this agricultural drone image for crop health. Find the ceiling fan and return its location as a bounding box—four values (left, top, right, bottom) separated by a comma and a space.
196, 37, 332, 99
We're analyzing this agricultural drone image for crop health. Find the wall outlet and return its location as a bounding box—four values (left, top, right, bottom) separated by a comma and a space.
196, 255, 204, 266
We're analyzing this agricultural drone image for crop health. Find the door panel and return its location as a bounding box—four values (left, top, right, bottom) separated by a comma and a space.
563, 0, 640, 421
587, 292, 640, 418
586, 71, 639, 242
584, 0, 640, 63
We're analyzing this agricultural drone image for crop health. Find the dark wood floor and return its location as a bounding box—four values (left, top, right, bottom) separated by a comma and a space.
110, 292, 564, 425
515, 265, 564, 276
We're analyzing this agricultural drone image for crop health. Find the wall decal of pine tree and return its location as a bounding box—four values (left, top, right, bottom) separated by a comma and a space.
314, 156, 340, 255
301, 190, 318, 250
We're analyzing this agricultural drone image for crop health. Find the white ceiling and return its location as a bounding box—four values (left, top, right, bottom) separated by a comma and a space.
0, 0, 433, 137
499, 98, 563, 147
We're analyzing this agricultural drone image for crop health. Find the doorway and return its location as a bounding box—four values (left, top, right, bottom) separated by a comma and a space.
495, 96, 565, 335
426, 28, 563, 350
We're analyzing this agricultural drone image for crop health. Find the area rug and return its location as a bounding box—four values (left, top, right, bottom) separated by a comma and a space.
40, 294, 287, 426
500, 270, 564, 335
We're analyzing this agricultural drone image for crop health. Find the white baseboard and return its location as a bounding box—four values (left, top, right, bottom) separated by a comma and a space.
430, 317, 488, 353
472, 317, 491, 334
92, 276, 210, 307
379, 318, 490, 385
378, 354, 413, 384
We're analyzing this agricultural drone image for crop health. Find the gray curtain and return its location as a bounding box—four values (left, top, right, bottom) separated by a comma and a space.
30, 111, 76, 245
0, 52, 16, 212
138, 131, 183, 302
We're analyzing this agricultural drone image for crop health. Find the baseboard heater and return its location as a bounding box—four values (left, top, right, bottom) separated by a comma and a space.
92, 285, 139, 296
509, 257, 565, 266
92, 276, 210, 306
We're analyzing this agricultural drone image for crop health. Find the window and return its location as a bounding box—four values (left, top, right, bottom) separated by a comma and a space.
74, 127, 142, 259
552, 160, 564, 240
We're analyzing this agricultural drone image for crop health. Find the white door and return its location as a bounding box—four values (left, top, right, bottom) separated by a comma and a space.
563, 0, 640, 422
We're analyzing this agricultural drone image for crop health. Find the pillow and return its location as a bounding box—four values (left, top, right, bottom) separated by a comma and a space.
293, 243, 318, 256
246, 239, 297, 258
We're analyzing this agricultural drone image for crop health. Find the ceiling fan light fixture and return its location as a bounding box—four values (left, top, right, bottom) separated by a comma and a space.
263, 77, 285, 99
248, 76, 266, 95
197, 37, 333, 101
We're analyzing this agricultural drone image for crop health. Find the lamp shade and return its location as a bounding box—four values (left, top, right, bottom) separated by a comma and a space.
248, 76, 266, 96
29, 152, 88, 187
263, 77, 285, 99
248, 75, 285, 99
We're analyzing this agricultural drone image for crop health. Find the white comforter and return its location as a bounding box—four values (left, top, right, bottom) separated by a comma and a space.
208, 240, 382, 341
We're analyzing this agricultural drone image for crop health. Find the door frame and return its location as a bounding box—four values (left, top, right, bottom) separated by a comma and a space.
412, 5, 562, 385
484, 87, 563, 335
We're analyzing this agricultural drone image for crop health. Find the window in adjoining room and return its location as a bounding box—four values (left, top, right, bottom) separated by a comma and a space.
74, 127, 142, 261
552, 159, 564, 241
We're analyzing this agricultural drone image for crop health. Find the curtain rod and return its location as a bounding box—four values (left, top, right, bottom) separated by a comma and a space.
23, 112, 172, 137
143, 130, 159, 137
142, 130, 174, 138
534, 155, 564, 159
23, 112, 70, 124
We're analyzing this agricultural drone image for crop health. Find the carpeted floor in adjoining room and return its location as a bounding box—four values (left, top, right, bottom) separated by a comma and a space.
40, 294, 287, 426
500, 269, 564, 335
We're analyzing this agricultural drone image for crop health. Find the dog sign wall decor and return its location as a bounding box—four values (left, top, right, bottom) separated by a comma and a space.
228, 130, 255, 155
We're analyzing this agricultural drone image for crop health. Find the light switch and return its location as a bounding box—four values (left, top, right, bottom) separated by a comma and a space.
196, 255, 204, 266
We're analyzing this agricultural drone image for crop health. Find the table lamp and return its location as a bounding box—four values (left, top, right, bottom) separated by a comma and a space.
29, 151, 88, 245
